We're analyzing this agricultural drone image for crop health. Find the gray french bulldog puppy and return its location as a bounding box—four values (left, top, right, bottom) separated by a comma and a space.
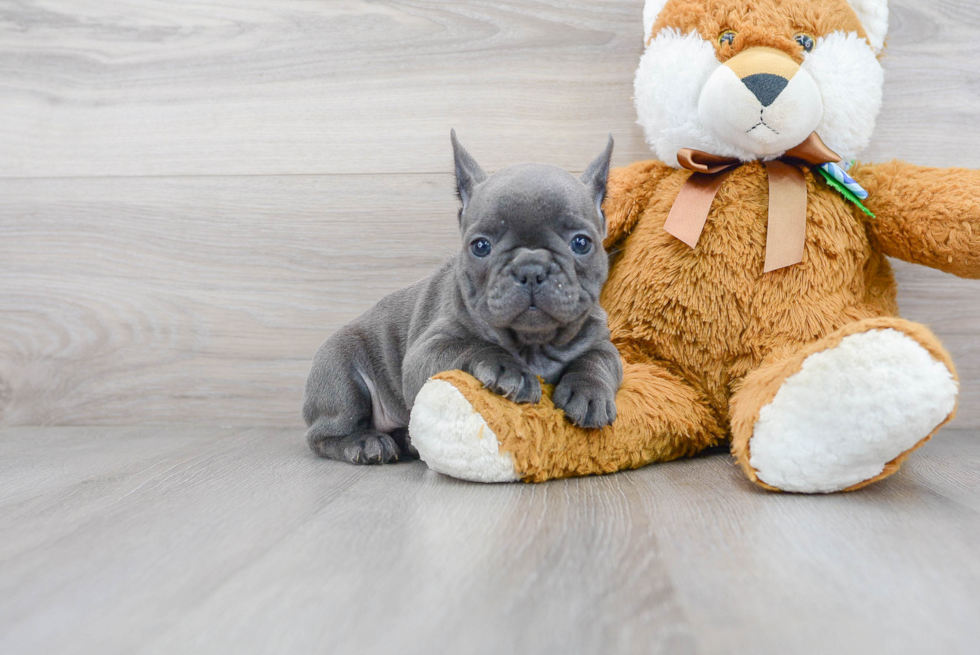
303, 131, 623, 465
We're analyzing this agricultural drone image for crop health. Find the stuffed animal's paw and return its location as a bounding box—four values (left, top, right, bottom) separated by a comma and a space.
731, 321, 959, 493
553, 374, 617, 429
471, 356, 542, 404
410, 376, 521, 483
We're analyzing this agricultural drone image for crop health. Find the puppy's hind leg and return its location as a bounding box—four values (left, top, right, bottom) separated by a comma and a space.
307, 422, 401, 465
389, 427, 419, 460
303, 339, 401, 465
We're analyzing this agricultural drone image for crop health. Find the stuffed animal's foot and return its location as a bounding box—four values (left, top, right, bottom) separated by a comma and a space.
731, 318, 959, 493
409, 378, 521, 483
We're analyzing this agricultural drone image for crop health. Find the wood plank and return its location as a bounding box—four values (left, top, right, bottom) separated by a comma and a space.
0, 174, 459, 427
634, 428, 980, 655
0, 425, 201, 506
0, 0, 651, 178
0, 426, 977, 654
0, 427, 697, 655
893, 261, 980, 431
1, 0, 979, 178
864, 0, 980, 167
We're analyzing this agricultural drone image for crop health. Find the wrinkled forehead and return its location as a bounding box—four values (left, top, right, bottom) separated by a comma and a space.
467, 164, 597, 231
652, 0, 865, 54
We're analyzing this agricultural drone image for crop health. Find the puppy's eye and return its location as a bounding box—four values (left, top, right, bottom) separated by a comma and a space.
570, 235, 592, 255
718, 31, 737, 47
470, 238, 492, 258
795, 33, 815, 53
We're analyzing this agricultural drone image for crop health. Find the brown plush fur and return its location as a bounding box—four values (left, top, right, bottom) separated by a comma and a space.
427, 0, 980, 489
601, 161, 905, 424
650, 0, 867, 60
854, 162, 980, 279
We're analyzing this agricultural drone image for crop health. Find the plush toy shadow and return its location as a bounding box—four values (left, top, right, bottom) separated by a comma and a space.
409, 0, 980, 493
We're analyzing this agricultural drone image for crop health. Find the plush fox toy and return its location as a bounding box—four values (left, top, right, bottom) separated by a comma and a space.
409, 0, 980, 492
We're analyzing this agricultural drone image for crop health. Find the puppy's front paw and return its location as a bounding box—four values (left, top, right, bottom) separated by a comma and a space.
471, 356, 542, 404
553, 375, 617, 429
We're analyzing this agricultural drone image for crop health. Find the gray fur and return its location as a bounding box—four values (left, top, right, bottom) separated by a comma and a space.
303, 132, 623, 464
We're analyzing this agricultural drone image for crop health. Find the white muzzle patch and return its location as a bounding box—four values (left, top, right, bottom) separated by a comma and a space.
698, 64, 823, 159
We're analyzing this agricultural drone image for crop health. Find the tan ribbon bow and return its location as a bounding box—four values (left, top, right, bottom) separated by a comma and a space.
663, 133, 841, 273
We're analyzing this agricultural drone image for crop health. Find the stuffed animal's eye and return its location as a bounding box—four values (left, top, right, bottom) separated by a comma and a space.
718, 31, 737, 47
795, 33, 815, 52
470, 238, 492, 257
570, 235, 593, 255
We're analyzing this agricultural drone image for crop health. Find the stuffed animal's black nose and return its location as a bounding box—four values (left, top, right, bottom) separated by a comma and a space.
742, 73, 789, 107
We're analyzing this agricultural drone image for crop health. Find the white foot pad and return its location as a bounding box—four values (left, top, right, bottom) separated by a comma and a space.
409, 379, 520, 483
750, 329, 958, 493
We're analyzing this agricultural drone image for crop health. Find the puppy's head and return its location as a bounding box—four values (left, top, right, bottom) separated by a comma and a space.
450, 131, 613, 345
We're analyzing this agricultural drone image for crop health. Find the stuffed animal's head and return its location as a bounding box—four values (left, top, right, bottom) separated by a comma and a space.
635, 0, 888, 166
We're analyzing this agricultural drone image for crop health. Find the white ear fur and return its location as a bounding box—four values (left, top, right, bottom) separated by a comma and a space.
802, 31, 884, 161
846, 0, 889, 53
644, 0, 889, 53
642, 0, 669, 43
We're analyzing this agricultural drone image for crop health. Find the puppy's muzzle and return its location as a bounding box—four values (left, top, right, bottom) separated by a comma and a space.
510, 251, 555, 294
488, 249, 582, 327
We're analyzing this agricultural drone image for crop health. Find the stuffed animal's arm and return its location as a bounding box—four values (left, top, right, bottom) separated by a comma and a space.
852, 161, 980, 279
602, 160, 677, 249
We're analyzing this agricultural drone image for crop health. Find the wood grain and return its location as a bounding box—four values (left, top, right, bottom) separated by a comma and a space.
1, 0, 979, 178
0, 426, 977, 655
1, 0, 979, 428
0, 175, 460, 426
0, 0, 650, 177
864, 0, 980, 167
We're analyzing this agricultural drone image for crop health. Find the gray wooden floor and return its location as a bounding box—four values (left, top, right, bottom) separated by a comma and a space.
2, 1, 980, 653
1, 426, 978, 655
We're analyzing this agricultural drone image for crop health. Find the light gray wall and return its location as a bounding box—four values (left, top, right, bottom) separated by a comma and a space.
1, 0, 978, 427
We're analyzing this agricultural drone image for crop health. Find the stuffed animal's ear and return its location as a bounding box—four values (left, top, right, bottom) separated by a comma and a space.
580, 134, 614, 226
450, 129, 487, 212
846, 0, 889, 54
643, 1, 888, 54
642, 0, 669, 44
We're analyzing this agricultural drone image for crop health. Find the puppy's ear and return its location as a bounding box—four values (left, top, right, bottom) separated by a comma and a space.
451, 129, 488, 216
580, 134, 614, 231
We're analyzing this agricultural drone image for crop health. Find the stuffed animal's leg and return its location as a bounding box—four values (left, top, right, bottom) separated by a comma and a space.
409, 361, 723, 483
729, 317, 959, 493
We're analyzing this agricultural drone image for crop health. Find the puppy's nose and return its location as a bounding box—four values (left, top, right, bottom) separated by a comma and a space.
514, 263, 548, 290
741, 73, 789, 107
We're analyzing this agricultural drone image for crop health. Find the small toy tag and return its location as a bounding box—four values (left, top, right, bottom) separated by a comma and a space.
817, 162, 875, 217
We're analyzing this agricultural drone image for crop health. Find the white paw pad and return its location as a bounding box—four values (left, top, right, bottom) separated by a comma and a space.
409, 379, 520, 483
750, 329, 958, 493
